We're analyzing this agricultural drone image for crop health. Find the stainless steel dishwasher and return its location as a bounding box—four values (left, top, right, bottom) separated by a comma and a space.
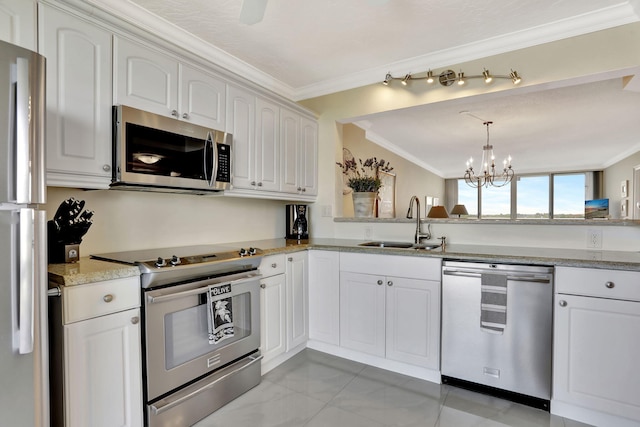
441, 260, 553, 410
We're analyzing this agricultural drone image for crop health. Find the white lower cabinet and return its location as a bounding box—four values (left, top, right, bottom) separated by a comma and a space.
308, 250, 340, 346
286, 251, 309, 350
260, 272, 286, 365
50, 276, 143, 427
65, 307, 143, 427
553, 267, 640, 427
259, 251, 308, 373
336, 253, 441, 380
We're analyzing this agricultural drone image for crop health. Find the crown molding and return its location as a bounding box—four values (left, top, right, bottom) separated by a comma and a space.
75, 0, 639, 102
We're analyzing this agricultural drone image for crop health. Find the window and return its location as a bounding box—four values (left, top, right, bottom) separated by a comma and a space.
517, 175, 550, 219
553, 173, 586, 219
453, 172, 590, 219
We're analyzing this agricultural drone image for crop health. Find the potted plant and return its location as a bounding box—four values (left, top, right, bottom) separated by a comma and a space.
337, 156, 394, 217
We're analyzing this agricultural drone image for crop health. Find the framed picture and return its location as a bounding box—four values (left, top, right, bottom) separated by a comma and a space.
377, 168, 396, 218
621, 180, 629, 198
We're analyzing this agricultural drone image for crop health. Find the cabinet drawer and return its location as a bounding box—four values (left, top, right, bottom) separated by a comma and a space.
259, 253, 286, 278
556, 266, 640, 302
340, 252, 441, 281
63, 276, 141, 324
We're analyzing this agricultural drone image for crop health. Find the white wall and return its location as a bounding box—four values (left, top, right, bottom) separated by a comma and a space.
45, 187, 289, 255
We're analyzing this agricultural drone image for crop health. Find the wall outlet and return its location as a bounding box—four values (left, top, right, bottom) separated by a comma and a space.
321, 205, 332, 217
364, 226, 373, 240
587, 229, 602, 248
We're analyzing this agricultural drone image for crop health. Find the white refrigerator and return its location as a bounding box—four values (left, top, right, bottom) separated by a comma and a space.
0, 39, 49, 426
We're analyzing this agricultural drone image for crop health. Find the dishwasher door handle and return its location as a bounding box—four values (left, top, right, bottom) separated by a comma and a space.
443, 270, 551, 283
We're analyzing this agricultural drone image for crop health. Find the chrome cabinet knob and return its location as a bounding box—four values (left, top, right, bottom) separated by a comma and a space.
171, 110, 178, 117
271, 263, 277, 268
131, 316, 139, 325
387, 281, 393, 286
559, 300, 567, 307
297, 187, 302, 191
182, 113, 189, 119
302, 188, 306, 192
260, 283, 266, 289
377, 280, 383, 285
605, 281, 615, 289
102, 164, 110, 172
103, 294, 114, 303
288, 257, 293, 262
257, 182, 263, 187
251, 181, 256, 186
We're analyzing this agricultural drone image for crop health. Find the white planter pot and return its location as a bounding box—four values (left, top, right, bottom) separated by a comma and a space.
352, 192, 377, 218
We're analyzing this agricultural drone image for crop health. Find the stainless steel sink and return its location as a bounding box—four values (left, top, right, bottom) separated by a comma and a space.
358, 241, 440, 250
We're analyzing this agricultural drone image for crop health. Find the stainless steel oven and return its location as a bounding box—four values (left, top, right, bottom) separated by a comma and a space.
92, 245, 263, 427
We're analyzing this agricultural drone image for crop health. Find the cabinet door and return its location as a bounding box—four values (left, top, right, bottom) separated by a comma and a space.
226, 84, 255, 190
386, 277, 440, 368
179, 63, 226, 130
65, 308, 143, 427
260, 274, 286, 365
280, 108, 300, 194
286, 251, 308, 350
255, 97, 280, 192
553, 294, 640, 422
340, 271, 385, 357
114, 36, 178, 117
0, 0, 36, 49
299, 116, 318, 196
308, 250, 340, 345
39, 4, 113, 189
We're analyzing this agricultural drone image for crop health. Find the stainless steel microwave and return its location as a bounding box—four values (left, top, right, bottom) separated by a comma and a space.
111, 105, 232, 194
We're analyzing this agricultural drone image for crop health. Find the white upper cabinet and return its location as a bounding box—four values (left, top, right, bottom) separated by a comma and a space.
179, 63, 226, 130
0, 0, 36, 50
114, 36, 227, 130
39, 4, 113, 189
280, 108, 318, 196
254, 97, 280, 192
226, 84, 256, 190
113, 35, 179, 117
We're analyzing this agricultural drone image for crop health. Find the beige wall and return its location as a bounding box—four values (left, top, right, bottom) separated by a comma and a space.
605, 150, 640, 219
341, 124, 444, 217
300, 22, 640, 240
45, 187, 288, 255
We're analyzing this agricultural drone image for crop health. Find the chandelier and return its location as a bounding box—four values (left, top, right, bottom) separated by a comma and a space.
464, 121, 514, 188
383, 68, 521, 87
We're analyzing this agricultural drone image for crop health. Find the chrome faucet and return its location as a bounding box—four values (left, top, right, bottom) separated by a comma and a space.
406, 195, 432, 244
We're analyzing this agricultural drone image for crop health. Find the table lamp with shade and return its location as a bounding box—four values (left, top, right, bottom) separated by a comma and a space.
450, 204, 469, 218
427, 205, 449, 218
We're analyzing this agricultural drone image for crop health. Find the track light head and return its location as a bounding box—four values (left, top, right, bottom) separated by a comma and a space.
457, 72, 465, 86
483, 69, 493, 83
510, 69, 521, 85
383, 72, 391, 85
402, 74, 411, 86
426, 70, 434, 84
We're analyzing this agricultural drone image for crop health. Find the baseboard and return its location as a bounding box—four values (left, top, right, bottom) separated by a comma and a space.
551, 400, 640, 427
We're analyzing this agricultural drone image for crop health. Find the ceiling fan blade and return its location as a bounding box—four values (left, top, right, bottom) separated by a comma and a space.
240, 0, 268, 25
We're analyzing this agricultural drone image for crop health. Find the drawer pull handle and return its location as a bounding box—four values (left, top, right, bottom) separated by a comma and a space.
103, 294, 114, 303
271, 263, 277, 268
131, 316, 139, 325
559, 300, 567, 307
605, 281, 615, 289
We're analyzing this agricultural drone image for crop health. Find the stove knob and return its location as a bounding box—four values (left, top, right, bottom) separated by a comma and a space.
249, 247, 257, 255
155, 257, 166, 267
170, 255, 181, 266
239, 248, 248, 257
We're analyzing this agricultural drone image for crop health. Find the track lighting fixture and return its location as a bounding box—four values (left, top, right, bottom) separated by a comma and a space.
382, 68, 521, 88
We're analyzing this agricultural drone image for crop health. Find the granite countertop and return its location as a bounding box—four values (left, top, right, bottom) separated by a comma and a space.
48, 238, 640, 286
48, 258, 140, 287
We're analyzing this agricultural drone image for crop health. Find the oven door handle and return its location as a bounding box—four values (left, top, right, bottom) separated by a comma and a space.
146, 275, 261, 304
149, 352, 263, 416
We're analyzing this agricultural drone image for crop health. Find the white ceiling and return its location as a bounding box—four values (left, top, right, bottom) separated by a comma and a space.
91, 0, 640, 177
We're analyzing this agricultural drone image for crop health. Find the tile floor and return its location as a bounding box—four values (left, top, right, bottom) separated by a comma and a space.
194, 349, 593, 427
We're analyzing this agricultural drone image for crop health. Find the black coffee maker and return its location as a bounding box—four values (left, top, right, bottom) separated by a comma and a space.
286, 204, 309, 240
